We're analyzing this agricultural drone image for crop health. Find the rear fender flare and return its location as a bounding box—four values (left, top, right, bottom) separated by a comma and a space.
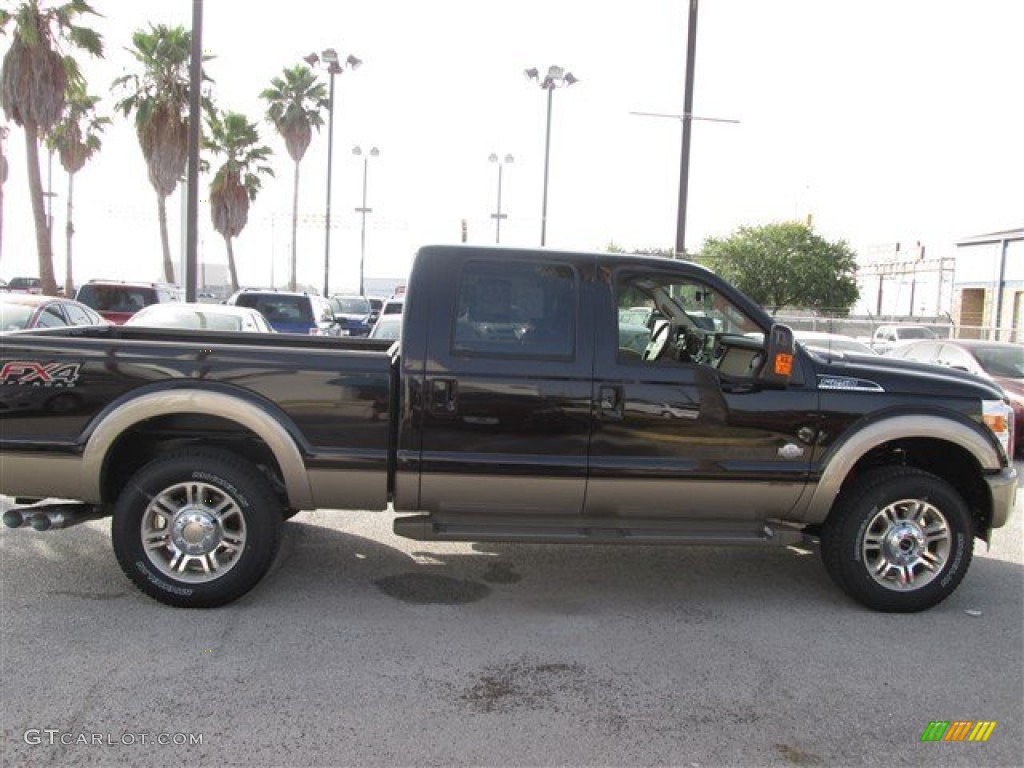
81, 389, 313, 508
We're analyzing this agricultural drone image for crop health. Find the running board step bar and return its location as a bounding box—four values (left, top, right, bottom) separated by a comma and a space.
393, 514, 804, 546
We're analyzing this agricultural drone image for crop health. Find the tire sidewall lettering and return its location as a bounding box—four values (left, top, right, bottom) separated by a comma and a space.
941, 534, 966, 588
134, 560, 194, 597
190, 471, 249, 508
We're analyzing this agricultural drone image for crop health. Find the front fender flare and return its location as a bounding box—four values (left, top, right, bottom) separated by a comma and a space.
797, 414, 1001, 524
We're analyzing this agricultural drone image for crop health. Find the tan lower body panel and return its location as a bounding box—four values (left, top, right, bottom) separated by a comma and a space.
419, 474, 586, 516
585, 477, 805, 521
0, 453, 87, 501
306, 468, 389, 512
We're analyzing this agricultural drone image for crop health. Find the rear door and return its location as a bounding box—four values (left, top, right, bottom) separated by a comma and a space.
409, 251, 594, 517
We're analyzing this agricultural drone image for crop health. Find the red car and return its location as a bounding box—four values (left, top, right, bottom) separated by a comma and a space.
0, 293, 108, 331
75, 280, 182, 325
887, 339, 1023, 456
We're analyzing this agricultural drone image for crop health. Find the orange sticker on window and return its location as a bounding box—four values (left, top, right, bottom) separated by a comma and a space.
774, 353, 793, 376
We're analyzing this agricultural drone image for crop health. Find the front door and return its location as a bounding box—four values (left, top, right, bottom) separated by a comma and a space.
585, 265, 817, 523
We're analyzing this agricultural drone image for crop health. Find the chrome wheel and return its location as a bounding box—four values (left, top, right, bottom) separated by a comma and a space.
861, 498, 950, 591
141, 480, 248, 583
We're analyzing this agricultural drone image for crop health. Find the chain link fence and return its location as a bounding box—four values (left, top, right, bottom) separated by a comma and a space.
772, 311, 1021, 345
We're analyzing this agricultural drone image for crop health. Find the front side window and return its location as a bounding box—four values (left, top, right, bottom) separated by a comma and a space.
615, 271, 760, 365
453, 260, 576, 359
36, 305, 68, 327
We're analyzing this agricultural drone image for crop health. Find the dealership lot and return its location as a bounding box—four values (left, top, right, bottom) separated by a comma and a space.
2, 464, 1021, 767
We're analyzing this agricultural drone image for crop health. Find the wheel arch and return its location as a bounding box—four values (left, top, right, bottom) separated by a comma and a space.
799, 414, 1001, 537
82, 389, 314, 509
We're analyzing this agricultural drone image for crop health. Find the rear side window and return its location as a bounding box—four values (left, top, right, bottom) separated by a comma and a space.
453, 260, 576, 359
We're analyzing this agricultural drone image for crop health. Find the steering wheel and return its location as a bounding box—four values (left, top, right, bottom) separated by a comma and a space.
643, 321, 675, 362
685, 328, 708, 362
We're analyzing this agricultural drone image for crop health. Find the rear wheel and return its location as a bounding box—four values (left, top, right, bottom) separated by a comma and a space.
820, 467, 974, 612
112, 448, 282, 608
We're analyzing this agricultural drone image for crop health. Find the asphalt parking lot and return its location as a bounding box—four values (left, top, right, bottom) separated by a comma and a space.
1, 464, 1021, 767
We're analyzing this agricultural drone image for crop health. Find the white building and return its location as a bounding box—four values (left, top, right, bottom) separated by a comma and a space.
951, 228, 1023, 341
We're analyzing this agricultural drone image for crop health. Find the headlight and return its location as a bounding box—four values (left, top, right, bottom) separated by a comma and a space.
982, 399, 1014, 460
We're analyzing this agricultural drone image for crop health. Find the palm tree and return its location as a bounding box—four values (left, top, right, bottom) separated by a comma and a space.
1, 124, 9, 265
260, 64, 327, 291
0, 0, 103, 295
204, 109, 273, 292
113, 24, 207, 285
45, 86, 108, 296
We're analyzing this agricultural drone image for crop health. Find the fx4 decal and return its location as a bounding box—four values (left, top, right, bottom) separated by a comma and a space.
0, 361, 83, 388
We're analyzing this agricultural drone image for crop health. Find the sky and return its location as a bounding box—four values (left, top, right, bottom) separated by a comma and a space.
1, 0, 1022, 295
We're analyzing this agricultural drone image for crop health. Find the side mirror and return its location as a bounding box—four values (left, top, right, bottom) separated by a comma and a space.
758, 323, 796, 389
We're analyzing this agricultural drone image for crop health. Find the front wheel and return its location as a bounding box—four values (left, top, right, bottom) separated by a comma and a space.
820, 467, 974, 612
112, 448, 283, 608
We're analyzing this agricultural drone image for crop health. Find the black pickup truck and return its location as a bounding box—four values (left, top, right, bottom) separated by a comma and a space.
0, 245, 1017, 611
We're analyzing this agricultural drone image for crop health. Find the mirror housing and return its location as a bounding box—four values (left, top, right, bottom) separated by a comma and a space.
758, 323, 796, 389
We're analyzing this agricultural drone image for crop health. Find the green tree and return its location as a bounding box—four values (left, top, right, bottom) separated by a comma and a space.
0, 0, 103, 295
606, 242, 674, 258
699, 221, 859, 314
260, 64, 327, 291
204, 109, 273, 292
45, 86, 109, 295
113, 24, 209, 285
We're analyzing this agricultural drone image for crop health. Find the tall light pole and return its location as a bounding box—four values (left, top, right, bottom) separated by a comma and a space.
305, 48, 361, 296
630, 0, 738, 258
488, 153, 513, 244
352, 145, 379, 297
525, 65, 578, 246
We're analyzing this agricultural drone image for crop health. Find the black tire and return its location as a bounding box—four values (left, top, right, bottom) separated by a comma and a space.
820, 466, 974, 613
112, 448, 283, 608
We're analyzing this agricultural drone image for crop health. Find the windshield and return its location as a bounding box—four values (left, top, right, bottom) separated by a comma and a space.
0, 304, 34, 330
972, 345, 1024, 378
127, 305, 243, 330
331, 297, 370, 314
899, 327, 936, 340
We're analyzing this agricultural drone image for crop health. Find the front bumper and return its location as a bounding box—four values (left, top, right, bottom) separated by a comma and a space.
986, 466, 1018, 529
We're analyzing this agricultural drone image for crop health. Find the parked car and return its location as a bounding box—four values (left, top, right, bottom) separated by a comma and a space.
125, 303, 275, 333
870, 323, 937, 354
379, 296, 404, 319
7, 276, 43, 294
368, 312, 402, 340
0, 293, 107, 331
886, 338, 1023, 455
226, 289, 337, 335
795, 331, 876, 356
76, 280, 182, 325
328, 295, 374, 336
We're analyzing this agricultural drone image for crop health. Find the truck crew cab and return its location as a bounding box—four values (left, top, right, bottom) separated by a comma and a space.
0, 246, 1016, 612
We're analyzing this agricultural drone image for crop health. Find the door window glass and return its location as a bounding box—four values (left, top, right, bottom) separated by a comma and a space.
453, 261, 576, 359
615, 271, 760, 367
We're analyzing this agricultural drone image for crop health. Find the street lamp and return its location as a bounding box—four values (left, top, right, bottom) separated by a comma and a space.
488, 153, 513, 244
305, 47, 361, 296
352, 145, 379, 297
524, 65, 578, 246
